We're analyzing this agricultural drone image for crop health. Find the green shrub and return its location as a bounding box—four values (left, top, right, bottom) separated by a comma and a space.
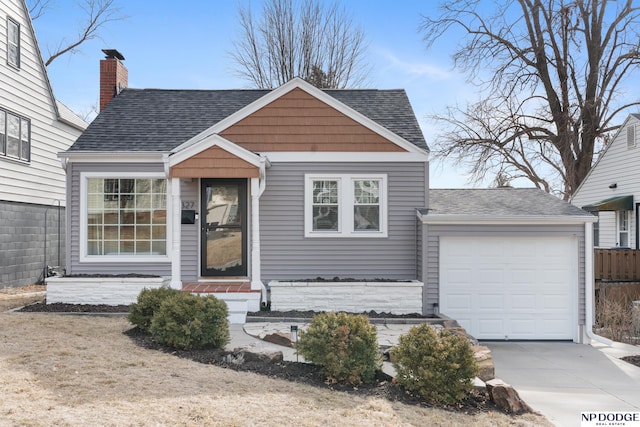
296, 312, 382, 384
149, 293, 230, 350
128, 287, 181, 332
391, 323, 478, 405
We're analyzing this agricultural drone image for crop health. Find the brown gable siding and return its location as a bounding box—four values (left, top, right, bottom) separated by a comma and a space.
170, 146, 259, 178
220, 88, 407, 152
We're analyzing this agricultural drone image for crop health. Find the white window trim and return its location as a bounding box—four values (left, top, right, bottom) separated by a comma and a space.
617, 210, 630, 248
79, 172, 172, 263
304, 173, 387, 238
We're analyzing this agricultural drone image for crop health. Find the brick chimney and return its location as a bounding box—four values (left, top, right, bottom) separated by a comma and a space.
99, 49, 127, 111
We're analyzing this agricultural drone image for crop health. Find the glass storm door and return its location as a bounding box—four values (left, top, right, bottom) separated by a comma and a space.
201, 179, 247, 276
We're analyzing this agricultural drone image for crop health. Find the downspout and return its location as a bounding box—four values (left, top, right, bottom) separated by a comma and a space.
42, 199, 61, 283
258, 157, 269, 307
584, 221, 613, 346
43, 205, 48, 283
57, 199, 61, 268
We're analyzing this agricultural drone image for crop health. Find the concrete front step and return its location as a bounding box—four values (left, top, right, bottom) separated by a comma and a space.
185, 282, 261, 324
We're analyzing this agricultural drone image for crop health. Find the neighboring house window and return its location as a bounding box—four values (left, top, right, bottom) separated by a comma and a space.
84, 177, 167, 258
617, 210, 630, 247
593, 212, 599, 247
7, 17, 20, 68
305, 174, 387, 237
0, 108, 30, 161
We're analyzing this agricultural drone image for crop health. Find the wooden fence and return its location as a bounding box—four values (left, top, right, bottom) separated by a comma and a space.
595, 249, 640, 282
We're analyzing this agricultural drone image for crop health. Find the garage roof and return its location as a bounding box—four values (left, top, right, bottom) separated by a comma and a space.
420, 188, 594, 222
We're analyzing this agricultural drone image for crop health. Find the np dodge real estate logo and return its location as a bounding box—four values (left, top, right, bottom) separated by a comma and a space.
582, 412, 640, 426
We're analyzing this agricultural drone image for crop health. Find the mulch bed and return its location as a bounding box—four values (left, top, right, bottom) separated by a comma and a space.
123, 326, 496, 414
622, 355, 640, 367
19, 302, 130, 313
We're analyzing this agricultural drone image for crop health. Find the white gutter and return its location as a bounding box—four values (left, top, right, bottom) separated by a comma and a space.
58, 151, 169, 163
419, 212, 598, 225
584, 221, 613, 346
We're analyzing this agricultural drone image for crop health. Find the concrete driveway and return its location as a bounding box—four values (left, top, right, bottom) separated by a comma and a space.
487, 340, 640, 427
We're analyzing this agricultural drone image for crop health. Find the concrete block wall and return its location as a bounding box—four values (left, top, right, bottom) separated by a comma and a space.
269, 281, 424, 314
0, 200, 65, 289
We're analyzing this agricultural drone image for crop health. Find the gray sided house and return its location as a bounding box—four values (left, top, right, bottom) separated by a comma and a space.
0, 0, 86, 289
53, 51, 596, 343
52, 52, 429, 322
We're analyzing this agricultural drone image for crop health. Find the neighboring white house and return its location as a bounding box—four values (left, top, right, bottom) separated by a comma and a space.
571, 114, 640, 249
0, 0, 87, 288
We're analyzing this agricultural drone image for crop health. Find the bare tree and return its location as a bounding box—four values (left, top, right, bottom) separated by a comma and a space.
230, 0, 368, 89
27, 0, 52, 20
27, 0, 123, 66
422, 0, 640, 198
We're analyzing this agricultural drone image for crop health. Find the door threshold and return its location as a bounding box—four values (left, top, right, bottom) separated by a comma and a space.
197, 276, 250, 283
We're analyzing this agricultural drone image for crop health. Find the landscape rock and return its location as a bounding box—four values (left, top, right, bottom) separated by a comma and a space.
442, 319, 461, 329
262, 332, 295, 348
472, 345, 495, 382
442, 324, 480, 346
228, 343, 284, 365
486, 378, 532, 414
473, 377, 486, 392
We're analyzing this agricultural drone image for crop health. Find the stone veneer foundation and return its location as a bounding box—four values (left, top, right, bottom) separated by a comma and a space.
45, 276, 170, 305
268, 280, 424, 314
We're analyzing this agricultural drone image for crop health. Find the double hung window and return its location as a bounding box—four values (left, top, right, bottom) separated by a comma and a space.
7, 18, 20, 68
305, 174, 387, 237
0, 108, 30, 161
617, 210, 630, 247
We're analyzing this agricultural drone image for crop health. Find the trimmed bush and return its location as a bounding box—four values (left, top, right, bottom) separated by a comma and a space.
296, 312, 382, 384
149, 293, 230, 350
128, 287, 181, 332
391, 323, 478, 405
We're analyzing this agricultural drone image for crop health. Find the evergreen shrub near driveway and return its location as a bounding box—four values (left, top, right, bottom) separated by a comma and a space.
391, 323, 478, 405
296, 312, 382, 384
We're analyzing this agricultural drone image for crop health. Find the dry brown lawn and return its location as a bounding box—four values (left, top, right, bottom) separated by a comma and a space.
0, 298, 551, 426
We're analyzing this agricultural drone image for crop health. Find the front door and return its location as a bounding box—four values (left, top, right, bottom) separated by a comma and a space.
201, 179, 247, 276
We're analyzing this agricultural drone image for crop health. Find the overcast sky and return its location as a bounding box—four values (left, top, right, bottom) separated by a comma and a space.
32, 0, 498, 188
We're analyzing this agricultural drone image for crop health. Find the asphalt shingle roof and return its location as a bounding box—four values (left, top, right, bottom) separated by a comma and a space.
423, 188, 593, 217
69, 87, 427, 152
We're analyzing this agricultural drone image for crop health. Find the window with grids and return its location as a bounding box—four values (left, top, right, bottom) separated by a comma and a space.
306, 174, 387, 237
7, 17, 20, 68
312, 180, 339, 231
617, 210, 630, 248
0, 108, 30, 161
353, 180, 380, 231
86, 178, 167, 256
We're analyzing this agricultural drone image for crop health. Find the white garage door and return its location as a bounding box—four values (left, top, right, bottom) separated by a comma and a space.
440, 236, 576, 340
